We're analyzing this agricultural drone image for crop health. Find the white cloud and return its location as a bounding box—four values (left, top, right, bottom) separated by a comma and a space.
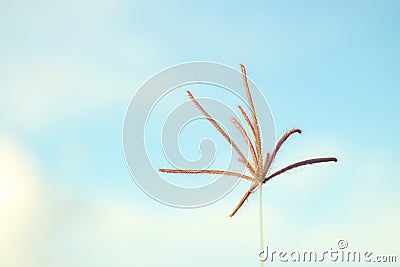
0, 56, 126, 132
0, 0, 157, 135
0, 134, 397, 267
0, 135, 43, 266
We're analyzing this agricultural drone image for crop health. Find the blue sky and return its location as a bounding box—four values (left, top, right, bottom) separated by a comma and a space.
0, 1, 399, 266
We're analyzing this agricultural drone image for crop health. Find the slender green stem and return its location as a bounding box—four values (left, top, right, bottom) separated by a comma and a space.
259, 184, 264, 267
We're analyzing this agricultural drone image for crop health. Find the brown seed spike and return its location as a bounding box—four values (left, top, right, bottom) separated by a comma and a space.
237, 105, 257, 142
262, 128, 302, 178
229, 190, 251, 217
240, 64, 262, 161
159, 168, 255, 182
159, 65, 337, 218
231, 118, 257, 166
264, 157, 338, 183
186, 90, 256, 175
